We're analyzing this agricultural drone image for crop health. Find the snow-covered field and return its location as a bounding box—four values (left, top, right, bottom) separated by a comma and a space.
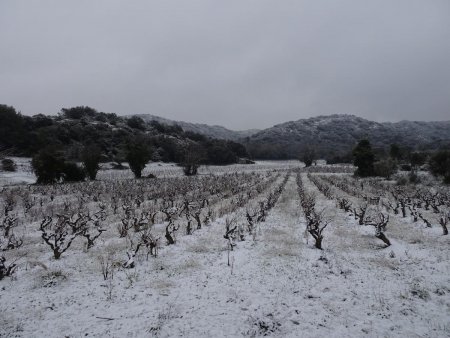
0, 158, 301, 185
0, 158, 36, 186
1, 163, 449, 337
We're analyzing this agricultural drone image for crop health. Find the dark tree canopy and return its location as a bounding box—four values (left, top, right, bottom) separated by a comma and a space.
301, 147, 316, 167
182, 144, 205, 176
429, 150, 450, 184
390, 144, 401, 160
127, 116, 146, 130
63, 162, 86, 182
126, 137, 152, 178
374, 158, 397, 179
1, 158, 17, 172
1, 104, 248, 166
0, 104, 26, 151
207, 144, 236, 165
353, 139, 375, 177
32, 147, 66, 184
410, 152, 427, 169
82, 144, 101, 180
61, 106, 98, 119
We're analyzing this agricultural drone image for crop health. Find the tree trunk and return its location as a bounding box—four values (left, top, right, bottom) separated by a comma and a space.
87, 239, 94, 250
314, 236, 323, 250
195, 215, 202, 230
440, 222, 448, 236
186, 221, 192, 235
315, 238, 322, 250
150, 244, 157, 257
53, 250, 62, 259
375, 233, 391, 247
165, 226, 175, 245
419, 214, 432, 228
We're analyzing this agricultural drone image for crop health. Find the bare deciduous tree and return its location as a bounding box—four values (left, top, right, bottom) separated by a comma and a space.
39, 216, 85, 259
439, 212, 449, 235
364, 212, 391, 247
0, 256, 17, 280
305, 210, 329, 250
353, 203, 368, 225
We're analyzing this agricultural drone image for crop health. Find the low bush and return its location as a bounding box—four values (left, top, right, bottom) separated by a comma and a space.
1, 158, 17, 172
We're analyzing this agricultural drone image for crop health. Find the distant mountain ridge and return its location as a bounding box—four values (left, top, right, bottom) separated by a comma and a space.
244, 114, 450, 159
6, 102, 448, 162
133, 114, 259, 141
132, 113, 450, 160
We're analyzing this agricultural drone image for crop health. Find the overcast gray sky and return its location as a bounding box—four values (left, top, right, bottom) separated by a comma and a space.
1, 1, 449, 130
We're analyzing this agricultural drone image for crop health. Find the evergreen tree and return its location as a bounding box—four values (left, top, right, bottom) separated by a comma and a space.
82, 144, 101, 180
32, 147, 66, 184
301, 147, 316, 167
63, 162, 86, 182
353, 139, 375, 177
182, 144, 204, 176
126, 138, 152, 178
390, 144, 401, 160
429, 150, 450, 184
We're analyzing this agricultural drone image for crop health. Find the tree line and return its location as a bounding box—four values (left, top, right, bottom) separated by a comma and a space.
352, 139, 450, 184
1, 104, 449, 184
0, 104, 250, 182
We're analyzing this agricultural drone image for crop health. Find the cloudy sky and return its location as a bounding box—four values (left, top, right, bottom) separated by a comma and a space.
1, 1, 449, 130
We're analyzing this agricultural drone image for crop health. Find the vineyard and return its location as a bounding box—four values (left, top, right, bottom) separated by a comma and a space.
1, 163, 449, 337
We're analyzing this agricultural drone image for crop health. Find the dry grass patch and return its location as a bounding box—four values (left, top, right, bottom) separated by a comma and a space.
186, 242, 213, 253
175, 257, 202, 272
151, 277, 176, 290
263, 244, 299, 258
262, 228, 300, 257
366, 256, 399, 271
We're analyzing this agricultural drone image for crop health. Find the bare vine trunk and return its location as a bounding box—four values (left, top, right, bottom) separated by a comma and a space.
375, 233, 391, 246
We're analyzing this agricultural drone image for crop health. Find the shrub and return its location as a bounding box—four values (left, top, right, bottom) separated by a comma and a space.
126, 116, 146, 130
390, 144, 402, 160
353, 139, 375, 177
1, 158, 16, 172
429, 150, 450, 184
0, 256, 17, 280
400, 164, 411, 171
82, 144, 101, 180
410, 152, 427, 169
61, 106, 97, 119
32, 147, 65, 184
63, 162, 86, 182
126, 139, 152, 178
301, 147, 316, 167
182, 144, 204, 176
0, 104, 27, 150
395, 176, 408, 186
374, 159, 397, 179
408, 171, 421, 184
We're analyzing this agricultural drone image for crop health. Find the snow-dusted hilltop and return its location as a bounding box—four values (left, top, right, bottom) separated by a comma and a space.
244, 114, 450, 159
132, 114, 450, 159
133, 114, 259, 141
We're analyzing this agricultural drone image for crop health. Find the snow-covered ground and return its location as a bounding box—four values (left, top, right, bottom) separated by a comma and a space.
0, 158, 302, 185
1, 168, 449, 337
0, 157, 35, 186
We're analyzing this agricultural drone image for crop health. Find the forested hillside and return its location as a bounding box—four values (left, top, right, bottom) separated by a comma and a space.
0, 105, 248, 165
244, 114, 450, 160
